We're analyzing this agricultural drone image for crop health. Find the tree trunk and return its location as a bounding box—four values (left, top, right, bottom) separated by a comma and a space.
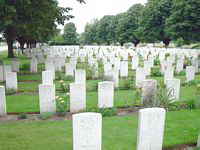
163, 39, 171, 48
7, 39, 14, 58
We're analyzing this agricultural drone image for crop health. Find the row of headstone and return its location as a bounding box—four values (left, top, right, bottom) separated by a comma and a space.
73, 108, 166, 150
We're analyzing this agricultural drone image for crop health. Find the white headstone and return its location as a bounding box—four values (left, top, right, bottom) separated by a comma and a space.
120, 61, 128, 77
75, 69, 86, 84
39, 84, 56, 113
30, 57, 38, 73
70, 83, 86, 113
73, 113, 102, 150
142, 79, 157, 106
5, 72, 17, 90
0, 65, 4, 81
0, 86, 6, 116
166, 78, 180, 100
98, 81, 114, 108
65, 63, 74, 76
11, 59, 20, 72
136, 68, 146, 88
137, 108, 166, 150
186, 66, 195, 82
42, 71, 53, 85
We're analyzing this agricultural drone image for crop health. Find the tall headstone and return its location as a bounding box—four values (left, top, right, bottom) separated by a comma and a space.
39, 84, 56, 113
0, 65, 4, 81
3, 65, 12, 81
176, 58, 184, 73
164, 67, 174, 84
73, 113, 102, 150
136, 67, 146, 88
186, 66, 195, 82
197, 135, 200, 147
65, 63, 74, 76
137, 108, 166, 150
30, 57, 38, 73
45, 60, 55, 79
70, 83, 86, 113
98, 81, 114, 108
75, 69, 86, 84
132, 55, 139, 70
120, 61, 128, 77
42, 71, 53, 85
5, 72, 18, 90
166, 78, 180, 100
142, 79, 157, 106
0, 86, 6, 116
11, 59, 20, 72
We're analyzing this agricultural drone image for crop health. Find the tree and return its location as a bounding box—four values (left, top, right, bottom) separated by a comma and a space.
63, 22, 78, 45
0, 0, 81, 58
116, 4, 144, 46
139, 0, 173, 47
166, 0, 200, 44
81, 19, 99, 45
96, 15, 117, 45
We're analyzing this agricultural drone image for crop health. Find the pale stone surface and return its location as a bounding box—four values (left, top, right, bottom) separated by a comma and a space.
0, 65, 4, 81
112, 69, 119, 88
132, 55, 139, 70
5, 72, 18, 90
166, 78, 180, 100
65, 63, 75, 76
137, 108, 166, 150
30, 57, 38, 73
176, 58, 184, 73
3, 65, 12, 81
42, 71, 53, 85
164, 67, 174, 84
75, 69, 86, 84
142, 79, 157, 106
98, 81, 114, 108
186, 66, 195, 82
136, 67, 146, 88
11, 59, 20, 72
70, 83, 86, 113
39, 84, 56, 113
197, 135, 200, 147
0, 86, 6, 116
120, 61, 128, 77
45, 60, 55, 79
73, 112, 102, 150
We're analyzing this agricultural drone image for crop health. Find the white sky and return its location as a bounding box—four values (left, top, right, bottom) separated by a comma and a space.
58, 0, 147, 33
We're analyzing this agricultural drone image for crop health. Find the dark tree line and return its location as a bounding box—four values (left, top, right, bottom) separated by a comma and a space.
80, 0, 200, 47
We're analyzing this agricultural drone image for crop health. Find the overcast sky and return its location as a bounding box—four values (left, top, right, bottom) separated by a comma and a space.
58, 0, 147, 33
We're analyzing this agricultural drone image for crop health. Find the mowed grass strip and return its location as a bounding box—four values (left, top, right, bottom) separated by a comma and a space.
0, 110, 199, 150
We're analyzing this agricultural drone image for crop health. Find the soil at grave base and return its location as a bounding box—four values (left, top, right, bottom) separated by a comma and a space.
163, 143, 196, 150
0, 107, 140, 122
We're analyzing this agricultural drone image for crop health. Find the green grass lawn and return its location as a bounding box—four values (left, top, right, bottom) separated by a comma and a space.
0, 110, 199, 150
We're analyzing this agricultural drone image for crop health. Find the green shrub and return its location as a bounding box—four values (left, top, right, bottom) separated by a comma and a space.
56, 95, 68, 116
86, 107, 117, 117
151, 67, 162, 77
175, 71, 186, 76
121, 79, 132, 90
59, 80, 69, 93
18, 113, 27, 120
154, 59, 160, 66
6, 88, 17, 95
63, 75, 74, 81
20, 63, 29, 71
39, 112, 54, 120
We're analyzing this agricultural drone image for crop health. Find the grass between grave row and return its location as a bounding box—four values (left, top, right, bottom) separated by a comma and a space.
3, 73, 200, 113
0, 110, 199, 150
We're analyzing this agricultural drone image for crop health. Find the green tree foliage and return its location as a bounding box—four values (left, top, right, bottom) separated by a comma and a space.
116, 4, 144, 46
63, 22, 78, 45
0, 0, 82, 58
96, 15, 117, 45
139, 0, 173, 47
166, 0, 200, 44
